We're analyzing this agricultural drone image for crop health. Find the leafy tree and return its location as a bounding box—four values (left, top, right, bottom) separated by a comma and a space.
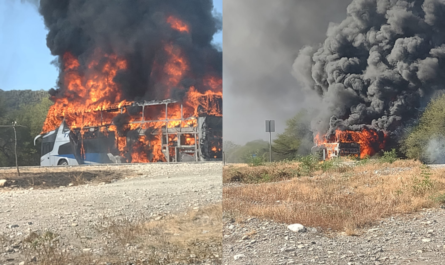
402, 93, 445, 162
223, 140, 270, 163
272, 110, 313, 160
0, 94, 52, 167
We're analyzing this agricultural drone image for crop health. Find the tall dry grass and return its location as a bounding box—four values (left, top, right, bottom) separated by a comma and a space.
224, 160, 445, 233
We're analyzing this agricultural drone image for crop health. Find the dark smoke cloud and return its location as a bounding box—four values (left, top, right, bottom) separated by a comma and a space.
39, 0, 222, 101
293, 0, 445, 138
224, 0, 351, 144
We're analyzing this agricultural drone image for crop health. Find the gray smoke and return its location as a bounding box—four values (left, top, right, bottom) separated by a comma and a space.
293, 0, 445, 138
224, 0, 351, 144
39, 0, 221, 102
425, 135, 445, 164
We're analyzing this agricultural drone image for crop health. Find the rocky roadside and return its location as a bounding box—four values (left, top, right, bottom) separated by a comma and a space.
0, 163, 222, 265
223, 207, 445, 265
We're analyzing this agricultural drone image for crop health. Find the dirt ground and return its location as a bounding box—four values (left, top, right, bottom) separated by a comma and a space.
0, 162, 222, 265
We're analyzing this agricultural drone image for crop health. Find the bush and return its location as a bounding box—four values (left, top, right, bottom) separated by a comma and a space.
380, 149, 398, 164
247, 155, 265, 167
297, 155, 320, 176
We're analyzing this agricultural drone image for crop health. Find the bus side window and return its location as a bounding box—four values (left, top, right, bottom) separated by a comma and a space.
42, 143, 53, 156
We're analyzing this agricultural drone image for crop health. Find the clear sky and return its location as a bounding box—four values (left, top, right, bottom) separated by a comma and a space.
0, 0, 223, 91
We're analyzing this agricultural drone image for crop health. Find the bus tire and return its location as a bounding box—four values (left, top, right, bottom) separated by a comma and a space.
58, 159, 68, 166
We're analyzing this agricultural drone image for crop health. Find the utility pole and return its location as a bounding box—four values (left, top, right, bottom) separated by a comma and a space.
265, 120, 275, 163
0, 122, 26, 177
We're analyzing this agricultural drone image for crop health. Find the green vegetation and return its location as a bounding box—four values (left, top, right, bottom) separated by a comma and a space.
380, 149, 398, 164
223, 140, 270, 163
0, 90, 52, 167
412, 165, 434, 195
223, 110, 313, 164
271, 110, 313, 160
402, 93, 445, 162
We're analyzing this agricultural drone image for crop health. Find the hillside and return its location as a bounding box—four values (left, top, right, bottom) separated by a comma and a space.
0, 89, 49, 111
0, 89, 53, 167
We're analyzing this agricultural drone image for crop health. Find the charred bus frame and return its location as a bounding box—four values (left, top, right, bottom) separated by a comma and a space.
67, 98, 222, 163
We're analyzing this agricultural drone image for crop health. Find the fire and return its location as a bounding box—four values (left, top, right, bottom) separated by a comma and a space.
40, 15, 222, 164
167, 16, 190, 33
315, 128, 386, 159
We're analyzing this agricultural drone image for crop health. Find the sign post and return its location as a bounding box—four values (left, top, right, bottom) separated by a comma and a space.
265, 120, 275, 162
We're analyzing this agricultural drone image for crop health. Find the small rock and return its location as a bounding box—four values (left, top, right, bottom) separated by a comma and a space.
155, 216, 162, 221
422, 238, 431, 242
234, 254, 245, 260
288, 224, 306, 233
71, 223, 78, 227
83, 248, 92, 253
0, 179, 7, 187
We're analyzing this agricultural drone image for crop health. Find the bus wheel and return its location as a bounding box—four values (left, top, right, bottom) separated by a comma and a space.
58, 160, 68, 166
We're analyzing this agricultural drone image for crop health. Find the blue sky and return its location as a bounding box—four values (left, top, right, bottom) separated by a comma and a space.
0, 0, 223, 91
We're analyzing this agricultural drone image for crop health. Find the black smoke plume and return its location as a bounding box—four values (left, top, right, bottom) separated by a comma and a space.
39, 0, 222, 102
293, 0, 445, 140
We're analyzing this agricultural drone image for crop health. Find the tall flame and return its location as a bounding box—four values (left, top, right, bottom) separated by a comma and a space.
315, 128, 386, 159
167, 16, 190, 33
40, 15, 221, 163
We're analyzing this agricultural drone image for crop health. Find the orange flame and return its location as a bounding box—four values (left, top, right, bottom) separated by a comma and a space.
315, 128, 386, 159
40, 16, 221, 163
167, 16, 190, 33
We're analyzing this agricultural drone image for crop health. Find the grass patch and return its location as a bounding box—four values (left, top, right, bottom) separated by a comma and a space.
223, 156, 353, 184
21, 205, 222, 265
224, 159, 445, 233
223, 161, 299, 184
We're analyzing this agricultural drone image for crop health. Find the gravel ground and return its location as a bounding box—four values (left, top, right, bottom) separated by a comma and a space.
0, 162, 222, 264
223, 207, 445, 265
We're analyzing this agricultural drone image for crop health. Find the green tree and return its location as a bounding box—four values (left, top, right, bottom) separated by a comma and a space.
0, 96, 53, 167
272, 110, 313, 160
223, 140, 270, 163
402, 93, 445, 162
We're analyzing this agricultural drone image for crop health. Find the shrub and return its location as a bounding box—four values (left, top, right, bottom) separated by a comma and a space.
380, 149, 398, 164
297, 155, 320, 176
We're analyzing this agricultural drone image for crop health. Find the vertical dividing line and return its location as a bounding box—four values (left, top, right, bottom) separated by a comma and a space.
13, 122, 20, 177
166, 103, 169, 164
269, 131, 272, 163
194, 133, 198, 162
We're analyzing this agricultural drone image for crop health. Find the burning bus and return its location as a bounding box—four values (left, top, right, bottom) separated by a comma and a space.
34, 96, 222, 166
32, 3, 223, 166
312, 126, 386, 161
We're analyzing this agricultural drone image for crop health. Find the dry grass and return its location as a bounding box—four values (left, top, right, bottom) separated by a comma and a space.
224, 160, 445, 233
223, 161, 300, 183
22, 204, 222, 265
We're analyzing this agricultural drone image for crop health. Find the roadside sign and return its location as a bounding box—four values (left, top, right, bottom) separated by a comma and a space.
266, 120, 275, 132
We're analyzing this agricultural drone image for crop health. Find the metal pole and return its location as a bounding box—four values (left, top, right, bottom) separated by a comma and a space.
269, 131, 272, 163
165, 103, 169, 163
13, 122, 20, 177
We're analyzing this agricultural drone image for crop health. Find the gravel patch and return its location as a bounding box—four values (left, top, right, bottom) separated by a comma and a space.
223, 207, 445, 265
0, 162, 222, 264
